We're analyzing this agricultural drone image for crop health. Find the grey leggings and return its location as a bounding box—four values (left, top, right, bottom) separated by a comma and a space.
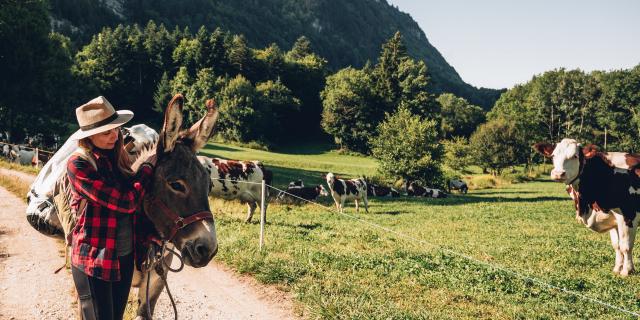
71, 254, 134, 320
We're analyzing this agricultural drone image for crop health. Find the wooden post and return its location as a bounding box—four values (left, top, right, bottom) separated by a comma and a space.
259, 179, 266, 251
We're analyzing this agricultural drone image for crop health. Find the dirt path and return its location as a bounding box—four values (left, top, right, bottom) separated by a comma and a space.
0, 169, 299, 320
0, 185, 76, 320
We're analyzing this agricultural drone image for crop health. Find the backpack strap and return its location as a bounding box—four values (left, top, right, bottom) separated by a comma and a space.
65, 148, 98, 244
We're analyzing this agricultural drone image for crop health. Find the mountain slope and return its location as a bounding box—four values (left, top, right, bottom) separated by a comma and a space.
50, 0, 503, 109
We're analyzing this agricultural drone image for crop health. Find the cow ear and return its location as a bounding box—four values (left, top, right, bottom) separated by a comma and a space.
533, 142, 555, 158
583, 144, 598, 159
186, 99, 219, 152
160, 94, 184, 153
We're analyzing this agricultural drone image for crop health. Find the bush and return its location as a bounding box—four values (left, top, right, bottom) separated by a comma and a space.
370, 106, 444, 187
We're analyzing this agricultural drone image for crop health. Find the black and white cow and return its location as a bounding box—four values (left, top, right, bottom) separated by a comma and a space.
367, 183, 400, 197
407, 182, 447, 198
535, 138, 640, 276
198, 156, 272, 223
449, 179, 468, 194
288, 179, 304, 189
325, 172, 368, 213
278, 185, 329, 202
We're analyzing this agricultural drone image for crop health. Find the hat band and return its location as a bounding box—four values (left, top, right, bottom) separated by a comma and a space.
80, 112, 119, 131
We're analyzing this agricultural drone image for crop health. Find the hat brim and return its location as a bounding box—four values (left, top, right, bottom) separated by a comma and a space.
69, 110, 134, 140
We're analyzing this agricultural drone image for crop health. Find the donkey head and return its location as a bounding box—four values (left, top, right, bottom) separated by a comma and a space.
144, 95, 219, 268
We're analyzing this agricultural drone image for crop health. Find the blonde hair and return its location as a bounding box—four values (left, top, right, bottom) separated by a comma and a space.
78, 130, 134, 178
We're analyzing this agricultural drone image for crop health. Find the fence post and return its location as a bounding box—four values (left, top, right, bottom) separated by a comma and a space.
259, 179, 266, 251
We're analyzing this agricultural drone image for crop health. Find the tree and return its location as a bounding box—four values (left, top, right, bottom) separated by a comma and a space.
469, 118, 528, 175
256, 79, 300, 141
286, 36, 313, 60
217, 75, 261, 142
373, 31, 409, 106
153, 72, 172, 114
437, 93, 485, 138
320, 68, 382, 152
443, 137, 473, 173
370, 106, 443, 185
0, 0, 77, 141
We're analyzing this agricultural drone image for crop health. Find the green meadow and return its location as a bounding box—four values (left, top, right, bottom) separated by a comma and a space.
202, 143, 640, 319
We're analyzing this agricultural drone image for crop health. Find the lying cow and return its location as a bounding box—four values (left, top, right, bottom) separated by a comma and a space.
325, 172, 368, 213
449, 179, 468, 194
407, 182, 447, 198
288, 179, 304, 189
198, 156, 272, 222
367, 183, 400, 197
535, 139, 640, 276
278, 185, 328, 202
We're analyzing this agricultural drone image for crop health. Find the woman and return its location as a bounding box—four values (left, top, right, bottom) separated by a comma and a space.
66, 96, 156, 320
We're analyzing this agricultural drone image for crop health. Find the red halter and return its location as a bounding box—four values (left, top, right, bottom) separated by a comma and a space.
146, 196, 213, 242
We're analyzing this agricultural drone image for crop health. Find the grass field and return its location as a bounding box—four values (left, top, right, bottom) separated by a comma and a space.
200, 143, 640, 319
2, 143, 640, 319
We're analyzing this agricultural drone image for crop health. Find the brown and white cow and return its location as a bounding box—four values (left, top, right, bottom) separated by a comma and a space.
325, 172, 368, 213
198, 156, 272, 222
535, 138, 640, 276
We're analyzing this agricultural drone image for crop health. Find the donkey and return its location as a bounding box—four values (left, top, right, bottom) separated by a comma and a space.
61, 94, 219, 319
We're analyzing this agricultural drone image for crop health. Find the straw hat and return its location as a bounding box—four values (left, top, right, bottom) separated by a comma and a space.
69, 96, 133, 140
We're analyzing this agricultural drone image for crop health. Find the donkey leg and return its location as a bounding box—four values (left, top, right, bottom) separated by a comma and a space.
136, 253, 173, 319
245, 201, 257, 223
609, 228, 623, 274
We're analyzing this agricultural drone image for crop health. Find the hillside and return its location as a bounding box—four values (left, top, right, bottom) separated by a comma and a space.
49, 0, 503, 109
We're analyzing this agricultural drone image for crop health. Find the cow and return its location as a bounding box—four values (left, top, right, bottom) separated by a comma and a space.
11, 148, 35, 166
123, 124, 159, 155
1, 143, 9, 158
325, 172, 368, 213
278, 185, 329, 202
449, 179, 468, 194
288, 179, 304, 189
367, 183, 400, 197
198, 156, 272, 223
407, 182, 448, 198
534, 138, 640, 276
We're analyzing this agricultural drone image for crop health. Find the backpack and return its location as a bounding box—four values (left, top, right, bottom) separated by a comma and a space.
26, 146, 96, 245
26, 124, 157, 244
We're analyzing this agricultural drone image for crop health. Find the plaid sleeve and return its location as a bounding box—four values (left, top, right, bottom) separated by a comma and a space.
67, 155, 142, 214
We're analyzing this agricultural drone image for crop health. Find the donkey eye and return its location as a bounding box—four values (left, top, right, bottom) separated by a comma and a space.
169, 181, 186, 193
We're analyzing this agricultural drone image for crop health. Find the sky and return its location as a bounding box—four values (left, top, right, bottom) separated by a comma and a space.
387, 0, 640, 89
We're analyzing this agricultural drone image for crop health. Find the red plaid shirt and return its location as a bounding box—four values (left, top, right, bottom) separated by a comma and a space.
67, 149, 154, 281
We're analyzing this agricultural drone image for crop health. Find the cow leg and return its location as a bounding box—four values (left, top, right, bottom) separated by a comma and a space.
609, 228, 623, 274
245, 201, 257, 223
355, 199, 359, 213
616, 214, 637, 276
364, 194, 369, 213
340, 198, 346, 213
136, 253, 173, 319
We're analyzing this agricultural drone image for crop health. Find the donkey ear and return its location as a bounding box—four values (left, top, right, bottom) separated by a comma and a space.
533, 142, 555, 158
186, 99, 219, 152
583, 144, 599, 159
160, 94, 184, 153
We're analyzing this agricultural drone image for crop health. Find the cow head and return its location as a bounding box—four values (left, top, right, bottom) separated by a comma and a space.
533, 139, 598, 184
325, 172, 336, 186
318, 185, 329, 197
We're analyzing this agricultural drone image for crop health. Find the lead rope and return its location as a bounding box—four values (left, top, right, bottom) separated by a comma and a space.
143, 241, 184, 320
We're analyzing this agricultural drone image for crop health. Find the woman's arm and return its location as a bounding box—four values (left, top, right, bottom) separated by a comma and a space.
67, 155, 148, 214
